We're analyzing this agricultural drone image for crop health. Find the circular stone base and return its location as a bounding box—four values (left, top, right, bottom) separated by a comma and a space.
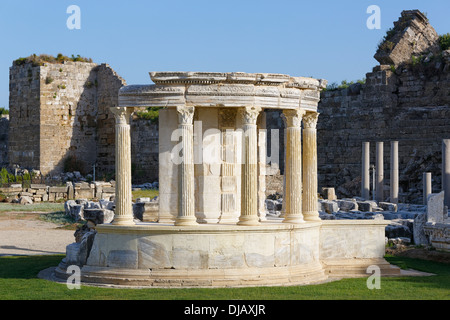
54, 221, 329, 288
50, 220, 399, 288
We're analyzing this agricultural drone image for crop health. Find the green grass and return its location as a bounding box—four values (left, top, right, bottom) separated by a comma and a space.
132, 189, 159, 201
0, 254, 448, 300
0, 202, 65, 213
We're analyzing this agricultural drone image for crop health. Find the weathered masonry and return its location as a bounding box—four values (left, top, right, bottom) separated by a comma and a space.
8, 60, 159, 181
317, 10, 450, 203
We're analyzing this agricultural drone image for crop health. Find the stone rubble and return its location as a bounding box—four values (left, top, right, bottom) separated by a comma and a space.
265, 193, 430, 246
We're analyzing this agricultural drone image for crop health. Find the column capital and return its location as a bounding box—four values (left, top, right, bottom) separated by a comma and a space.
303, 111, 320, 129
240, 106, 261, 125
176, 106, 195, 125
111, 107, 134, 125
283, 108, 306, 128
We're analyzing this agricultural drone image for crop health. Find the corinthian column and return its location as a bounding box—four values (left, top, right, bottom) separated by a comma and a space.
283, 108, 306, 224
238, 106, 261, 226
302, 111, 321, 221
175, 106, 197, 226
111, 107, 135, 226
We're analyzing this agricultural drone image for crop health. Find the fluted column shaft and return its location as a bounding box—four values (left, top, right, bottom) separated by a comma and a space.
283, 109, 305, 224
111, 107, 134, 226
238, 106, 261, 226
302, 111, 320, 221
175, 106, 197, 226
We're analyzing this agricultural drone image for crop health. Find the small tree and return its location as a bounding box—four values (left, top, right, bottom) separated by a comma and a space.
439, 33, 450, 51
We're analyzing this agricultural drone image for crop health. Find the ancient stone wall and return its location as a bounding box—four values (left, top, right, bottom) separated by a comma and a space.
96, 64, 127, 176
9, 63, 41, 169
130, 117, 159, 183
8, 61, 128, 177
39, 61, 98, 175
0, 116, 9, 167
318, 57, 450, 203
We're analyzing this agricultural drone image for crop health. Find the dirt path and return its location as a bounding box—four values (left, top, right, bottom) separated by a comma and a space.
0, 213, 74, 256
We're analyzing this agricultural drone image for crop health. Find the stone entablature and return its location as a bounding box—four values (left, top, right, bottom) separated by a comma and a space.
119, 72, 326, 111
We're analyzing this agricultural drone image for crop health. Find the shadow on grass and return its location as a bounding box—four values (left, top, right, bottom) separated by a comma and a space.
0, 255, 65, 279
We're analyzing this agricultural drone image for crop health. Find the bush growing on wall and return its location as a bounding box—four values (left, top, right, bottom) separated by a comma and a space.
135, 107, 161, 123
439, 33, 450, 51
13, 53, 93, 67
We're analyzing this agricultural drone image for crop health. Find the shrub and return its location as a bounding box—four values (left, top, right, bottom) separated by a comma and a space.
439, 33, 450, 51
13, 53, 93, 67
136, 107, 161, 123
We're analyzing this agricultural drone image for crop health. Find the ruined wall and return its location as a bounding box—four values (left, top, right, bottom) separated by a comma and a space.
0, 116, 9, 167
8, 60, 127, 177
318, 57, 450, 203
9, 63, 41, 169
96, 64, 127, 176
131, 117, 159, 183
39, 61, 98, 175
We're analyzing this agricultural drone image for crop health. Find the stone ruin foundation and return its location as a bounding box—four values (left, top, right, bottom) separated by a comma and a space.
49, 71, 407, 288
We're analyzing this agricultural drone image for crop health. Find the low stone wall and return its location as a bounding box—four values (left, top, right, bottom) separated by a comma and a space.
0, 181, 116, 204
53, 219, 400, 288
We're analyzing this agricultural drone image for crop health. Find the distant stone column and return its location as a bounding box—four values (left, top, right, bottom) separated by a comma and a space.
175, 106, 197, 226
390, 141, 399, 204
111, 107, 135, 226
283, 108, 306, 224
238, 106, 261, 226
423, 172, 432, 205
302, 111, 320, 221
376, 142, 384, 202
361, 142, 370, 200
443, 139, 450, 208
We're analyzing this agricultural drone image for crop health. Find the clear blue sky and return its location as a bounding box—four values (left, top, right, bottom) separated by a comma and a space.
0, 0, 449, 109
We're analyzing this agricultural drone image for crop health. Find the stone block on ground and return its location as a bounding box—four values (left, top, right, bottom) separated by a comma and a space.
427, 191, 446, 223
379, 202, 398, 212
322, 187, 337, 200
413, 212, 429, 246
321, 200, 339, 214
133, 202, 159, 222
356, 201, 373, 212
337, 199, 358, 212
83, 208, 114, 225
17, 196, 33, 205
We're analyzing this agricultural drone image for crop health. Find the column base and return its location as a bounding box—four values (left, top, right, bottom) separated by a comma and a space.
282, 214, 305, 224
175, 216, 198, 226
237, 215, 260, 226
303, 211, 321, 222
112, 216, 135, 226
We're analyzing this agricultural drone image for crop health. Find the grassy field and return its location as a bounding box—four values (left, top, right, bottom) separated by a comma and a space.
0, 202, 65, 213
132, 189, 159, 201
0, 254, 448, 300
